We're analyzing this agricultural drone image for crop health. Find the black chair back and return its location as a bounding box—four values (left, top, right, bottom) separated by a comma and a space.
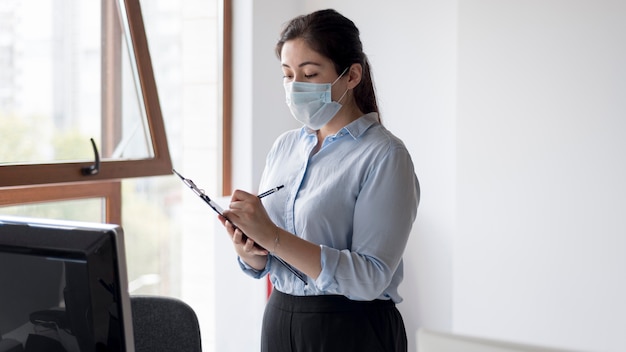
131, 295, 202, 352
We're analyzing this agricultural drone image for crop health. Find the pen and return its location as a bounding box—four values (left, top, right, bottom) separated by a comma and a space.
255, 185, 307, 284
258, 185, 284, 198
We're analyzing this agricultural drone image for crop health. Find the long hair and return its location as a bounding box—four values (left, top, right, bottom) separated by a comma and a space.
276, 9, 380, 121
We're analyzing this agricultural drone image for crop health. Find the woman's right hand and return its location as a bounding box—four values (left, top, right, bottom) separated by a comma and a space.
218, 214, 269, 270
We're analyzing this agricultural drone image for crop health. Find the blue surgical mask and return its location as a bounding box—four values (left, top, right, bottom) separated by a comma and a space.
284, 68, 349, 130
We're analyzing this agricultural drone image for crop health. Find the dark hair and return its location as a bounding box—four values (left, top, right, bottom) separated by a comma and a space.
276, 9, 380, 120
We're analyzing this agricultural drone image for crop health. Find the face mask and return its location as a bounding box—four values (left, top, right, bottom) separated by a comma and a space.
284, 68, 349, 130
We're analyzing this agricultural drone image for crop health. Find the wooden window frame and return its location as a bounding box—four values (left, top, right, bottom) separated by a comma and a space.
221, 0, 232, 196
0, 181, 122, 225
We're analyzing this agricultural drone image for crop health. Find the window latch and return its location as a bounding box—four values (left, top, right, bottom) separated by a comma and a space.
82, 138, 101, 176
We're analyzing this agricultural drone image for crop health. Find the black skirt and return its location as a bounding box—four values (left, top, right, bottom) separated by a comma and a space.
261, 289, 407, 352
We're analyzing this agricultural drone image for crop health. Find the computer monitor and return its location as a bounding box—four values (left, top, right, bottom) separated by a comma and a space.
0, 215, 135, 352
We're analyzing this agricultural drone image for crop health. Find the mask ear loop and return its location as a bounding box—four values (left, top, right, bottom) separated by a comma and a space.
331, 67, 350, 86
336, 87, 350, 104
331, 66, 351, 103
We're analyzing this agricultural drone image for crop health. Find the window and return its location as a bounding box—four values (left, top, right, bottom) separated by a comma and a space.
0, 0, 171, 185
0, 0, 231, 350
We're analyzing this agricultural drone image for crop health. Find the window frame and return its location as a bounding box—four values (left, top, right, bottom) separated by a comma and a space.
221, 0, 232, 196
0, 181, 122, 225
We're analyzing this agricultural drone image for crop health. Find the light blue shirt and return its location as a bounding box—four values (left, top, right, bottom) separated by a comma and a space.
239, 112, 419, 303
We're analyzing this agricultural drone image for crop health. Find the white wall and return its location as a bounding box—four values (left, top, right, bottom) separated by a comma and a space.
455, 1, 626, 351
229, 1, 626, 351
230, 0, 302, 193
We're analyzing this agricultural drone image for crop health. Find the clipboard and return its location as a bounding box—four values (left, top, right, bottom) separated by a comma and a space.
173, 169, 226, 216
172, 169, 308, 284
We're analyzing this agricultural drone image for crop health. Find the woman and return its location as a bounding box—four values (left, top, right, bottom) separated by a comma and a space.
220, 9, 419, 352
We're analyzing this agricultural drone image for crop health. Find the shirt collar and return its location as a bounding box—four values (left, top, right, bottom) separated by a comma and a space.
343, 112, 379, 139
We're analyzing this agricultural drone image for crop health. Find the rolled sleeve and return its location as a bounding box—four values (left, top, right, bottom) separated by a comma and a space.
237, 256, 271, 279
317, 145, 419, 301
315, 245, 341, 291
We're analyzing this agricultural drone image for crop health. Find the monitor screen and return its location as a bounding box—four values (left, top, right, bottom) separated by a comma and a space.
0, 216, 134, 352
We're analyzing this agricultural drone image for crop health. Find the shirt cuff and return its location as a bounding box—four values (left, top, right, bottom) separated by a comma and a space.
315, 245, 340, 291
237, 256, 271, 279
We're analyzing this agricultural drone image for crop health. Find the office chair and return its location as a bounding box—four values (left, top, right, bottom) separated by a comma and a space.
131, 295, 202, 352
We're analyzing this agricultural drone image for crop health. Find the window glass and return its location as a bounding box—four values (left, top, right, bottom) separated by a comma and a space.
126, 1, 221, 349
0, 198, 103, 222
121, 177, 179, 295
0, 0, 152, 165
